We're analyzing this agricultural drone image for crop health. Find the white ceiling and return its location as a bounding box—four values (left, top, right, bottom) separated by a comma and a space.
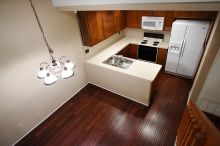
52, 0, 220, 11
52, 0, 220, 6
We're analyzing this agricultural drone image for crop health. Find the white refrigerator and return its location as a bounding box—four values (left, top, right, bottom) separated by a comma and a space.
165, 20, 210, 78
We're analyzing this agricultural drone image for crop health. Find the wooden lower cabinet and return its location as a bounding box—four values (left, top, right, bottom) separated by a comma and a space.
117, 44, 138, 59
129, 44, 138, 59
157, 48, 168, 69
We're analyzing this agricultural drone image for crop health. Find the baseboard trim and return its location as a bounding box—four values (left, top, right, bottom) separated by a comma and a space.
89, 82, 149, 107
12, 82, 89, 146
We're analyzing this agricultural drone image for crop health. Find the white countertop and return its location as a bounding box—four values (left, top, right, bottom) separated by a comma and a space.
86, 37, 162, 82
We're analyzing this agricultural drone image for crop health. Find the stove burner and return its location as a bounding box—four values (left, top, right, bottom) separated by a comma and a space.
152, 41, 160, 46
141, 40, 148, 44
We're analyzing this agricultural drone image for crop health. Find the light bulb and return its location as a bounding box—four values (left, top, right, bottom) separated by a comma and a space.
49, 61, 62, 74
37, 67, 48, 78
44, 73, 57, 85
65, 60, 75, 70
61, 67, 74, 79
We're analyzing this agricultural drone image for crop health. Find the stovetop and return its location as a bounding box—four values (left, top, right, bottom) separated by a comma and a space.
140, 37, 163, 47
140, 32, 164, 48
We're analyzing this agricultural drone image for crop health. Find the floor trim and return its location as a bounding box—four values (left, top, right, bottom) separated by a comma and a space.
88, 82, 149, 107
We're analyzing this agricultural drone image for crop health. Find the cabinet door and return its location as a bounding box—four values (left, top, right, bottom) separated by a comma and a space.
129, 44, 138, 59
157, 48, 168, 69
120, 11, 127, 30
77, 11, 92, 46
127, 11, 152, 28
153, 11, 175, 31
175, 11, 217, 20
87, 11, 104, 46
191, 11, 217, 20
114, 11, 126, 33
102, 11, 115, 39
117, 45, 130, 57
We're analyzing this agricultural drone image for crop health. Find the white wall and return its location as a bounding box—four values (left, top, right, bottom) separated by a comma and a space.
0, 0, 87, 146
196, 48, 220, 117
199, 48, 220, 103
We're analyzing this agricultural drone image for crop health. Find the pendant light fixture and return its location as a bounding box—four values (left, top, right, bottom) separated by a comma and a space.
29, 0, 75, 85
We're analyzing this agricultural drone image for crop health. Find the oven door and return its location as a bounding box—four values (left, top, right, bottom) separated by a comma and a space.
138, 45, 157, 63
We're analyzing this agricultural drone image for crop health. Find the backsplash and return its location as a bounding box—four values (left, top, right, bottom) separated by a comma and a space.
124, 28, 171, 44
84, 31, 124, 60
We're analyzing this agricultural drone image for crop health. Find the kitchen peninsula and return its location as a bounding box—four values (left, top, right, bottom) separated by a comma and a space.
85, 36, 164, 106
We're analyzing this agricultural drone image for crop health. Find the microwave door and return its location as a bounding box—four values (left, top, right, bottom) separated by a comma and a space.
142, 21, 156, 30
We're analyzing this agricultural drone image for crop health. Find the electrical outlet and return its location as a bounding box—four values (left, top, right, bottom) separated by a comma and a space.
85, 49, 89, 54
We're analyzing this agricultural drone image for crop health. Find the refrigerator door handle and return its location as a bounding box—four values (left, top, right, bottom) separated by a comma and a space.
181, 38, 186, 57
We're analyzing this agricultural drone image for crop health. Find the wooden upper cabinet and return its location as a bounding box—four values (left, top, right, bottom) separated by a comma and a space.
114, 10, 126, 33
127, 11, 153, 28
78, 10, 126, 47
153, 11, 175, 31
102, 11, 115, 39
175, 11, 217, 20
77, 11, 91, 46
77, 11, 104, 46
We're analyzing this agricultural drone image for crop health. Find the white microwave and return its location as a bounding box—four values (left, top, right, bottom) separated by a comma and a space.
142, 16, 164, 30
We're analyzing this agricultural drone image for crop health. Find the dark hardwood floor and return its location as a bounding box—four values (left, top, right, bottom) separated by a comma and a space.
16, 71, 192, 146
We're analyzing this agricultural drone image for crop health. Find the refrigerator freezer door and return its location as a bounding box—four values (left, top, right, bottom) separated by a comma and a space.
177, 21, 209, 77
165, 21, 187, 73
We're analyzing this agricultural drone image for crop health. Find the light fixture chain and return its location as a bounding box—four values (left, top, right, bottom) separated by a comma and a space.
29, 0, 54, 54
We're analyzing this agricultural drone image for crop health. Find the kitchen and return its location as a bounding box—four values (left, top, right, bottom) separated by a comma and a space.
78, 10, 216, 106
0, 0, 220, 146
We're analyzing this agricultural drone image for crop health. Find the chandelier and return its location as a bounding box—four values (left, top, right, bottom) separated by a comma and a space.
29, 0, 75, 85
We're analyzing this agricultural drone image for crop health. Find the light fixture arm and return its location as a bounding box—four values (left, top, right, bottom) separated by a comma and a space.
29, 0, 55, 60
34, 0, 75, 85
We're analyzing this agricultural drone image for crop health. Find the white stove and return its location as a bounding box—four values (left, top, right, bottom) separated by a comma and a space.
140, 37, 163, 48
137, 32, 164, 63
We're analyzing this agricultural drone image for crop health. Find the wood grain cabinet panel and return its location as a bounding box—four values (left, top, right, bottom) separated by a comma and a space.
114, 10, 126, 33
78, 10, 127, 47
102, 11, 115, 39
117, 44, 138, 59
87, 11, 104, 46
77, 11, 104, 46
129, 44, 138, 59
157, 48, 168, 69
153, 11, 175, 31
175, 11, 217, 20
117, 44, 130, 57
77, 11, 92, 46
127, 11, 152, 28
